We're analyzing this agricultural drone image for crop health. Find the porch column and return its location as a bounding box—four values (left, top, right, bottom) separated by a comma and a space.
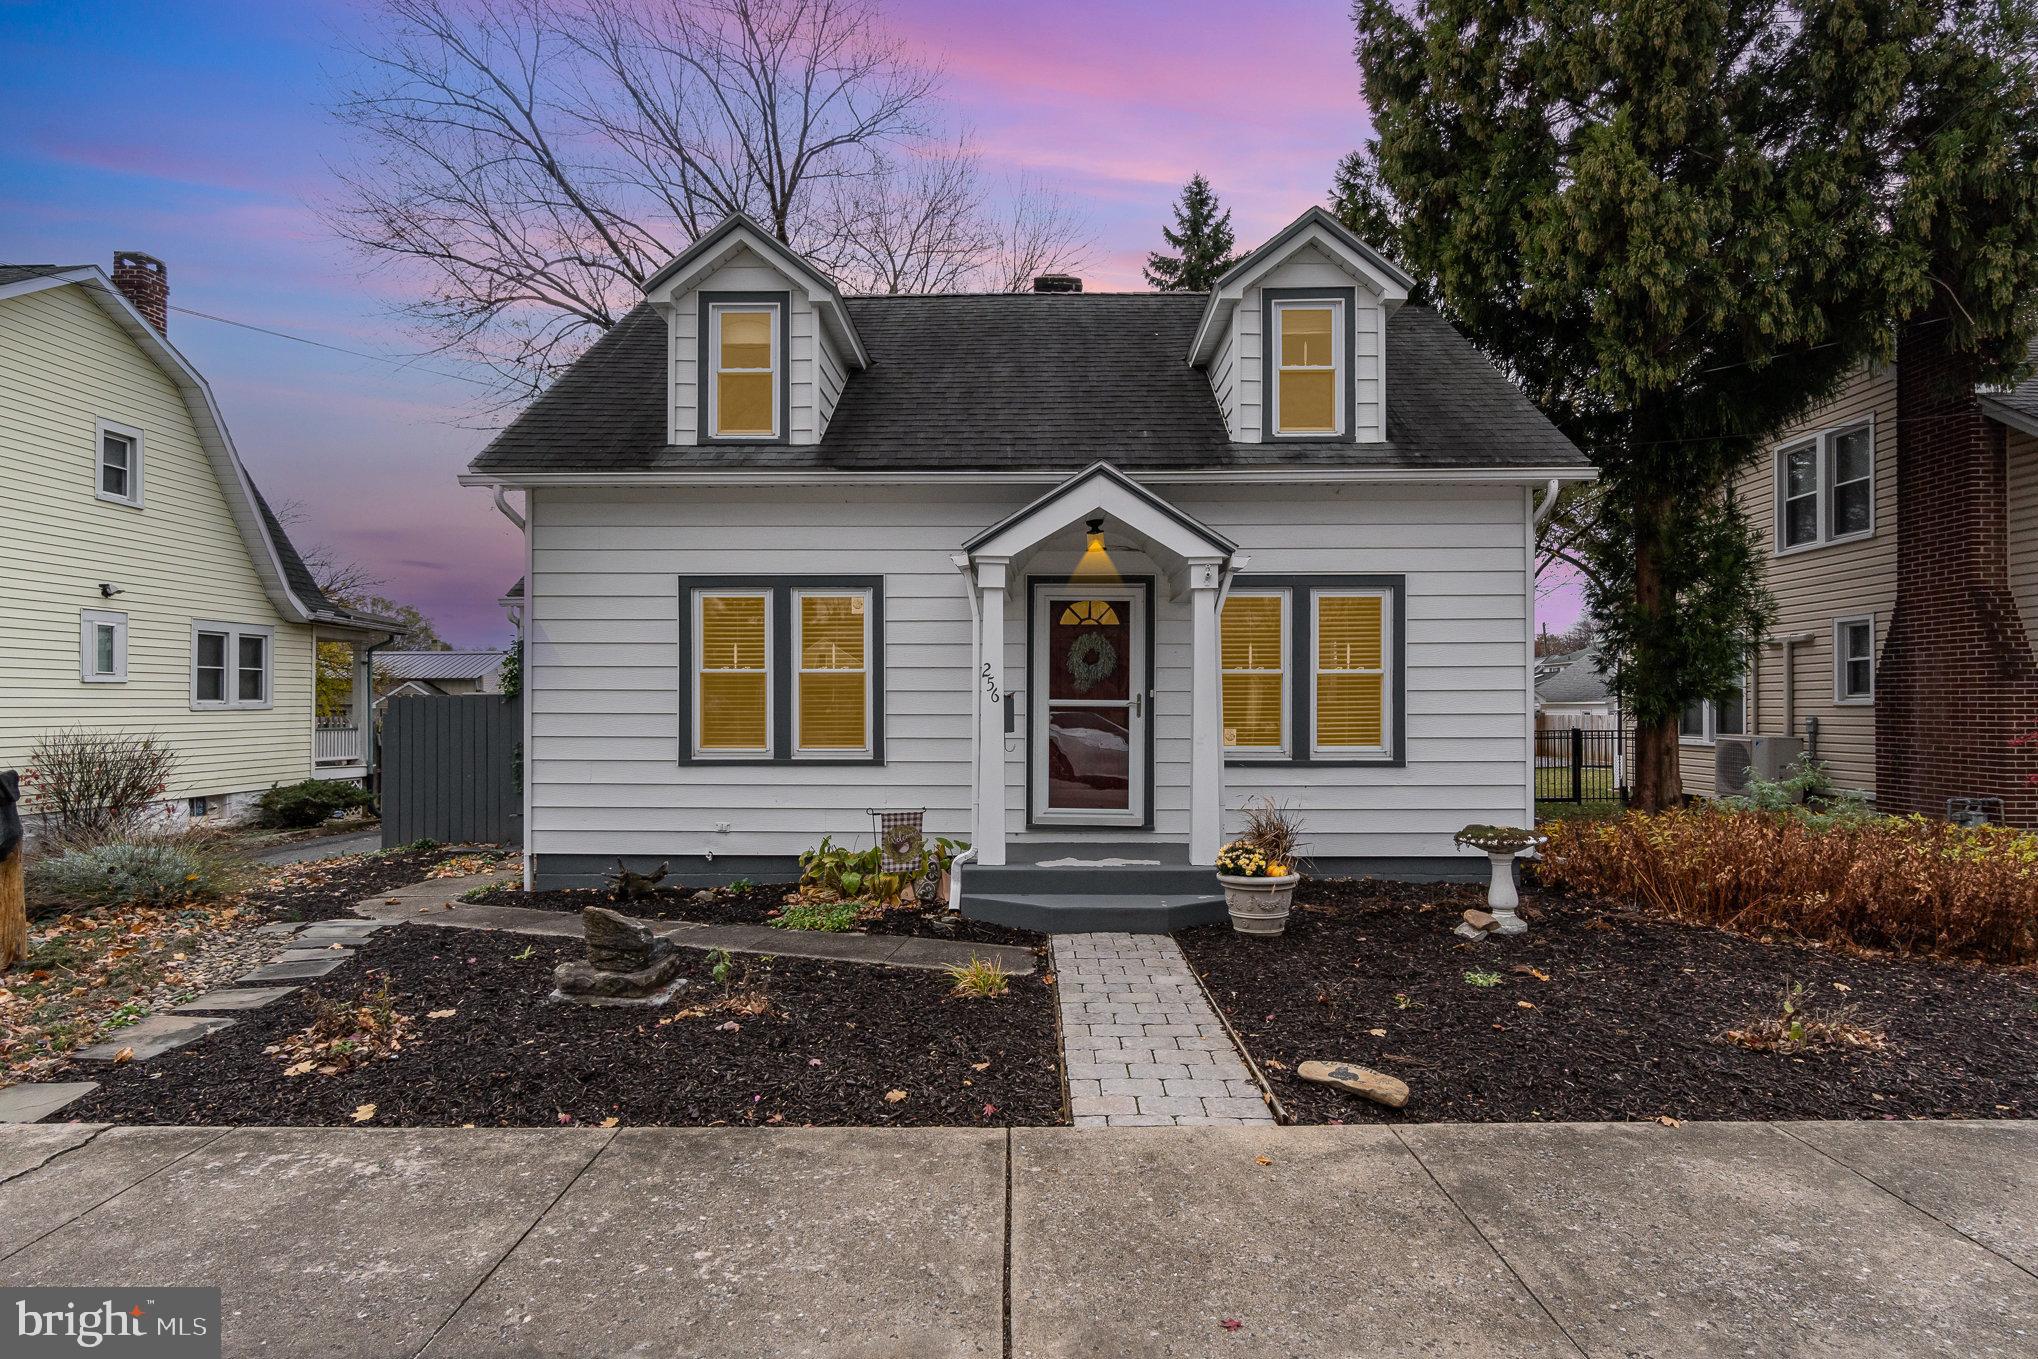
974, 558, 1009, 866
353, 645, 376, 786
1188, 561, 1223, 865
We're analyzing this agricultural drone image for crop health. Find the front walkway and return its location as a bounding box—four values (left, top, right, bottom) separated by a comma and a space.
1, 1120, 2032, 1356
1053, 932, 1274, 1124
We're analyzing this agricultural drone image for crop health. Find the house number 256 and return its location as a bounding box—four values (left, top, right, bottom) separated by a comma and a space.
980, 662, 1002, 705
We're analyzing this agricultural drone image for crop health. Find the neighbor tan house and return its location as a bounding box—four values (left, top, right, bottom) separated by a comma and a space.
1678, 325, 2038, 826
0, 254, 399, 826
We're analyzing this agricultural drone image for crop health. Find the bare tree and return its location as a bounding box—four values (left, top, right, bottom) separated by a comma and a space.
330, 0, 1090, 389
982, 172, 1090, 293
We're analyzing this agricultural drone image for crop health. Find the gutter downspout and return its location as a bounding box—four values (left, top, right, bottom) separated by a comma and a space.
950, 553, 982, 913
1526, 480, 1563, 827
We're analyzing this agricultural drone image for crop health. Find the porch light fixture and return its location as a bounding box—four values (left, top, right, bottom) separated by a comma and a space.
1071, 516, 1122, 583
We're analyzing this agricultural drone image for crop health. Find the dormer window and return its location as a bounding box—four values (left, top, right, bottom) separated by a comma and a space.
708, 301, 780, 439
1266, 293, 1349, 438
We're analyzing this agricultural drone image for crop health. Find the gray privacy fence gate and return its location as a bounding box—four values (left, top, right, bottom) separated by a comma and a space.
379, 694, 521, 848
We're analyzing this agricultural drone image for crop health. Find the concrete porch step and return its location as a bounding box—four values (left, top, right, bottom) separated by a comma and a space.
962, 892, 1226, 934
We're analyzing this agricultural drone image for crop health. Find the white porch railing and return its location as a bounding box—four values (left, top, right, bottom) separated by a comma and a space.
315, 722, 363, 766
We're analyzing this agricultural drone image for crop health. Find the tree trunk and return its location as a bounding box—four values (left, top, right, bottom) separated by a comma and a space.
0, 850, 25, 972
1628, 495, 1685, 813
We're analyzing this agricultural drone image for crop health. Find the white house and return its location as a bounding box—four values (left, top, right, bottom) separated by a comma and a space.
461, 208, 1595, 928
0, 255, 399, 826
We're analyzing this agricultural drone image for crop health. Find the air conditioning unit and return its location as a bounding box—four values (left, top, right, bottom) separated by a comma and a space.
1714, 735, 1802, 797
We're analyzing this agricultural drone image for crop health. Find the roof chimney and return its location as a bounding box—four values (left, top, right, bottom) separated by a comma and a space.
1032, 273, 1082, 294
112, 252, 168, 333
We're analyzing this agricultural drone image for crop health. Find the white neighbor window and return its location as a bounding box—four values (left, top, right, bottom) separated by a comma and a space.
708, 304, 779, 439
1776, 421, 1874, 551
1678, 673, 1748, 744
95, 420, 143, 506
1272, 299, 1344, 437
79, 609, 127, 682
191, 621, 273, 709
1835, 616, 1875, 703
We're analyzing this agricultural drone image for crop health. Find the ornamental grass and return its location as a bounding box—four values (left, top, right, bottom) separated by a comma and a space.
1537, 807, 2038, 965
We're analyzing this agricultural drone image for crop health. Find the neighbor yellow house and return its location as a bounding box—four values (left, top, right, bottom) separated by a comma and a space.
0, 255, 398, 826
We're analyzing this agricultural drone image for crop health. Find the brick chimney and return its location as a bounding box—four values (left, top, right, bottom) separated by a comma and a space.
111, 252, 168, 333
1032, 273, 1082, 294
1874, 312, 2038, 825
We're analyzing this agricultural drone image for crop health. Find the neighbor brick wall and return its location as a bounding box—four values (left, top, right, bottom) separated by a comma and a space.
1875, 315, 2038, 825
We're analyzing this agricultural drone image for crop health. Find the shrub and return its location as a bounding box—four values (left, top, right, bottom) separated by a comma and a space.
22, 728, 177, 846
1237, 796, 1304, 863
946, 956, 1010, 999
1721, 982, 1887, 1055
772, 901, 860, 933
255, 779, 375, 830
1538, 807, 2038, 964
27, 838, 246, 909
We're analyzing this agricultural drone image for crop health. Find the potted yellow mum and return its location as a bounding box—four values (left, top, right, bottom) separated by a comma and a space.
1216, 798, 1303, 936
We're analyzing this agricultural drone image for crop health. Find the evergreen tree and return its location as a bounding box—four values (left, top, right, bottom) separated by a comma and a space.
1352, 0, 2038, 809
1144, 174, 1238, 291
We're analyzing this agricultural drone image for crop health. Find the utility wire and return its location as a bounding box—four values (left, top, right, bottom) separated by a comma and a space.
167, 303, 502, 391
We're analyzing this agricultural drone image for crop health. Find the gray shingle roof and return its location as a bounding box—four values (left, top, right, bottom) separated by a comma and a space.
1981, 339, 2038, 434
0, 264, 87, 288
470, 294, 1588, 476
1536, 644, 1612, 705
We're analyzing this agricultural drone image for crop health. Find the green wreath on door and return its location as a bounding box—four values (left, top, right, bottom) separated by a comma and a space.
1065, 631, 1119, 693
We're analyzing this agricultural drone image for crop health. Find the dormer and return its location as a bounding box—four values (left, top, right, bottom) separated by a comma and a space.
1189, 207, 1413, 444
642, 214, 870, 447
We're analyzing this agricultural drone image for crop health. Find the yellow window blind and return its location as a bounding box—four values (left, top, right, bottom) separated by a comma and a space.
1315, 592, 1385, 749
698, 593, 768, 751
797, 592, 868, 752
1277, 304, 1338, 434
715, 308, 775, 436
1220, 593, 1285, 750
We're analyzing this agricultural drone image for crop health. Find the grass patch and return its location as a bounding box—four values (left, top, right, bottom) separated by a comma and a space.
771, 901, 861, 933
946, 956, 1011, 999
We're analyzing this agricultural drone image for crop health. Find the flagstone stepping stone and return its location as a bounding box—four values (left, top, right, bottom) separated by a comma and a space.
255, 921, 307, 936
295, 921, 389, 942
238, 959, 348, 983
172, 987, 299, 1013
0, 1081, 100, 1123
278, 946, 355, 963
73, 1015, 235, 1062
1298, 1060, 1411, 1109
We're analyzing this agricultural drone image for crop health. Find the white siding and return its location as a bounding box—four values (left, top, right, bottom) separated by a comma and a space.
669, 247, 831, 446
525, 480, 1530, 866
0, 283, 316, 804
1228, 245, 1387, 444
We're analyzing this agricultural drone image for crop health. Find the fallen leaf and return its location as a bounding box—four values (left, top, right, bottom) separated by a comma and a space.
1655, 1115, 1682, 1128
557, 1112, 574, 1124
1368, 1028, 1387, 1037
884, 1088, 908, 1103
717, 1020, 741, 1033
112, 1047, 135, 1065
600, 1116, 620, 1128
282, 1060, 316, 1077
1220, 1319, 1244, 1332
970, 1060, 990, 1071
1516, 1000, 1536, 1010
351, 1103, 377, 1123
1832, 982, 1852, 993
1264, 1058, 1288, 1071
427, 1009, 457, 1020
385, 898, 401, 904
982, 1103, 998, 1117
1254, 1155, 1273, 1166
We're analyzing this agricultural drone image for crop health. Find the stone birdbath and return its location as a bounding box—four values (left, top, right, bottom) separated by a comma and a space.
1453, 825, 1548, 936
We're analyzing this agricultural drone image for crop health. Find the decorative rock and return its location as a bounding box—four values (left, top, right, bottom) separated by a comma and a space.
688, 889, 719, 906
1463, 909, 1498, 931
1453, 922, 1488, 942
73, 1014, 234, 1062
1298, 1060, 1410, 1109
583, 905, 673, 972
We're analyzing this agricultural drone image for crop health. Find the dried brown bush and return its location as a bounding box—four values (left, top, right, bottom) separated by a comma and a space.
1538, 807, 2038, 964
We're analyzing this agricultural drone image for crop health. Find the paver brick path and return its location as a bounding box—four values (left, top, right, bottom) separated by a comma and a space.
1052, 932, 1275, 1126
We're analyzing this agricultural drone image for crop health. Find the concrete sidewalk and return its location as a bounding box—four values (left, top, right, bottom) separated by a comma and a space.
1, 1121, 2033, 1357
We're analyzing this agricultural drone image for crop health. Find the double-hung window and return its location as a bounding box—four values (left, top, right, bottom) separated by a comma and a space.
685, 578, 882, 763
1271, 299, 1343, 437
1678, 673, 1748, 744
192, 621, 272, 709
1216, 577, 1402, 764
96, 420, 143, 506
1776, 421, 1874, 551
706, 300, 781, 440
1835, 616, 1875, 703
80, 609, 127, 683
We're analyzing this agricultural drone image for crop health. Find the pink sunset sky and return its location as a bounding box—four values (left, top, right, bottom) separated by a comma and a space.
1, 0, 1586, 647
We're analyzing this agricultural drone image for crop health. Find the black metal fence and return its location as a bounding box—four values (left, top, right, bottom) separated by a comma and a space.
379, 694, 521, 847
1535, 726, 1627, 805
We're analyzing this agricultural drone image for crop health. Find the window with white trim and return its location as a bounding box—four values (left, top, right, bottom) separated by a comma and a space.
794, 588, 872, 757
1272, 299, 1343, 437
192, 622, 273, 709
1776, 421, 1874, 551
1835, 616, 1875, 702
96, 420, 143, 506
1678, 673, 1747, 744
1220, 591, 1287, 755
708, 303, 779, 439
80, 609, 127, 683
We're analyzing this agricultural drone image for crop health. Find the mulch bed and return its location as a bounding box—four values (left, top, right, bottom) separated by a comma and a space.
1179, 878, 2038, 1125
249, 848, 498, 923
473, 882, 1042, 947
62, 923, 1064, 1128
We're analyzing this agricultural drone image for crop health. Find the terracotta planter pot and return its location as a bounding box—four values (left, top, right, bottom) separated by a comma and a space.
1218, 873, 1299, 936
